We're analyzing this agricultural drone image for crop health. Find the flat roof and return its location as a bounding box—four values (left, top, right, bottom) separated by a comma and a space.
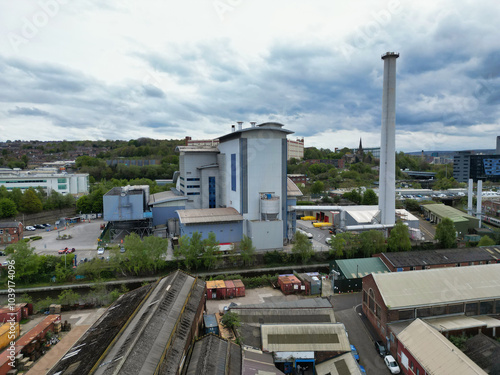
177, 207, 243, 224
315, 352, 363, 375
380, 246, 500, 268
261, 323, 350, 353
232, 298, 333, 310
397, 319, 487, 375
218, 122, 294, 143
336, 257, 390, 279
371, 264, 500, 309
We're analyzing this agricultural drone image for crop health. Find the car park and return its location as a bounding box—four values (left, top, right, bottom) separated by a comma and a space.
374, 340, 387, 357
384, 355, 401, 374
350, 344, 359, 362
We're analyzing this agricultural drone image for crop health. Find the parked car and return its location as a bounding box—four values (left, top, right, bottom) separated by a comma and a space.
68, 248, 75, 253
120, 247, 126, 253
97, 247, 105, 255
374, 340, 387, 357
34, 224, 45, 229
58, 249, 67, 254
25, 226, 36, 231
359, 364, 366, 374
0, 251, 5, 256
43, 223, 51, 227
384, 355, 401, 374
350, 344, 359, 362
325, 237, 332, 245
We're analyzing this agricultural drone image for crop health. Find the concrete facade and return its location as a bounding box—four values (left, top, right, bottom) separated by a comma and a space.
0, 171, 89, 196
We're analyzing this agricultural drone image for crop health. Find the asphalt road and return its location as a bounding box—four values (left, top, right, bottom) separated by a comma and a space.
331, 293, 389, 375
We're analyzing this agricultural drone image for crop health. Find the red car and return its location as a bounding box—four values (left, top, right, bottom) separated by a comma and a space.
58, 249, 67, 254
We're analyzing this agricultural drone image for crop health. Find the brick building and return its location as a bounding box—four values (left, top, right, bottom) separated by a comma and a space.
362, 264, 500, 356
0, 222, 23, 245
483, 198, 500, 219
375, 246, 500, 272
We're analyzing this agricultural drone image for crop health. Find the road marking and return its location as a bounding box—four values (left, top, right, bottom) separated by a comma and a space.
70, 313, 90, 326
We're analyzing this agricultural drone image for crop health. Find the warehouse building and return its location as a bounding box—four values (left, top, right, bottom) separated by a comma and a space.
376, 246, 500, 272
362, 264, 500, 357
315, 352, 364, 375
48, 271, 206, 375
396, 319, 486, 375
332, 257, 390, 293
185, 335, 241, 375
421, 203, 479, 236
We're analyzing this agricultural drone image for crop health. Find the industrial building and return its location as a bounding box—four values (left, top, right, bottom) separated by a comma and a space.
375, 246, 500, 272
0, 169, 89, 195
48, 270, 206, 375
396, 319, 487, 375
362, 264, 500, 357
184, 335, 241, 375
315, 353, 364, 375
173, 122, 297, 250
331, 257, 390, 293
421, 203, 479, 236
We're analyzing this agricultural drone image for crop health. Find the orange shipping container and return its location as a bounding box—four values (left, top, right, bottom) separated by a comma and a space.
0, 323, 19, 351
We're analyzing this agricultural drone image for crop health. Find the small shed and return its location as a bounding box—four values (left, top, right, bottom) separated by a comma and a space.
225, 280, 235, 299
215, 280, 227, 299
203, 314, 219, 335
233, 279, 245, 297
206, 280, 218, 300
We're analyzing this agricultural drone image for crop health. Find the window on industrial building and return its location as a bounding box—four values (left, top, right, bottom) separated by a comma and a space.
480, 301, 493, 315
368, 289, 375, 313
0, 230, 3, 234
466, 303, 478, 316
187, 192, 200, 195
431, 305, 446, 316
376, 304, 381, 319
417, 308, 432, 318
362, 290, 367, 304
186, 185, 200, 188
187, 178, 200, 181
495, 300, 500, 314
58, 184, 67, 190
398, 309, 414, 320
209, 176, 216, 208
57, 178, 66, 183
231, 154, 236, 191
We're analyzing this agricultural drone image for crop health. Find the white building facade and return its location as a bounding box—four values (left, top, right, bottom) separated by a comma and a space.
0, 170, 89, 196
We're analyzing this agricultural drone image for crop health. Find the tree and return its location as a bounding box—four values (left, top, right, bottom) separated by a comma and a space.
310, 181, 325, 195
6, 241, 41, 283
404, 199, 421, 212
221, 311, 241, 330
359, 230, 386, 257
292, 231, 314, 264
58, 289, 80, 306
239, 234, 256, 266
202, 232, 220, 270
361, 189, 378, 205
20, 188, 43, 213
387, 221, 411, 252
343, 189, 362, 204
478, 235, 495, 246
435, 217, 456, 249
76, 195, 92, 213
330, 232, 360, 258
177, 232, 203, 270
0, 198, 18, 218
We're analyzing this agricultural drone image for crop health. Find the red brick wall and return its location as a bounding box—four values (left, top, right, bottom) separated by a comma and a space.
397, 343, 425, 375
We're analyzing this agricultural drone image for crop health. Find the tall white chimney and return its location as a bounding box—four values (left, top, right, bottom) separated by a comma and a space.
378, 52, 399, 226
476, 179, 482, 228
467, 178, 473, 216
237, 121, 243, 130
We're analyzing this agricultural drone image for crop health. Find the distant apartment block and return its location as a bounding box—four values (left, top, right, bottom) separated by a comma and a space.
453, 150, 500, 183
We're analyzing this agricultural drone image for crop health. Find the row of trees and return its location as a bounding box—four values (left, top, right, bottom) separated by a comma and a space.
327, 221, 412, 259
174, 233, 256, 271
0, 186, 75, 218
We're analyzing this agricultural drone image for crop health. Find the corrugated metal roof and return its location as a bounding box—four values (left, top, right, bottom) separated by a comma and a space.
232, 298, 333, 310
242, 348, 285, 375
422, 203, 477, 222
372, 264, 500, 309
177, 207, 244, 224
149, 190, 187, 205
287, 177, 303, 197
380, 246, 500, 268
315, 352, 363, 375
261, 323, 350, 353
397, 319, 487, 375
234, 308, 335, 324
424, 315, 488, 332
336, 257, 390, 279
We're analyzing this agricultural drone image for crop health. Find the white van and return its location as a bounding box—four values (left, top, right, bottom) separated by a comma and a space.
296, 228, 313, 240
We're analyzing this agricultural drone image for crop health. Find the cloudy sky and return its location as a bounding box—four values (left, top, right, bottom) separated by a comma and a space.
0, 0, 499, 152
